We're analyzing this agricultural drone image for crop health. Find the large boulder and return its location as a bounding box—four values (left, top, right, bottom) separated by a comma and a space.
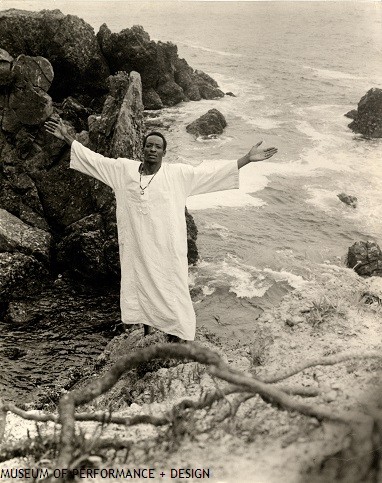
56, 213, 115, 282
186, 109, 227, 138
0, 51, 54, 131
97, 24, 223, 108
0, 251, 48, 301
0, 9, 110, 101
347, 240, 382, 277
0, 208, 51, 263
89, 71, 145, 160
8, 55, 54, 126
348, 88, 382, 138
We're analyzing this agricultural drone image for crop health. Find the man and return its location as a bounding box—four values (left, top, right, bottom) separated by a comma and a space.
44, 118, 277, 342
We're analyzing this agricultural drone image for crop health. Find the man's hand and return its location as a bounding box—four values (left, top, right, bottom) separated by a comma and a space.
248, 141, 278, 162
44, 117, 74, 145
237, 141, 278, 169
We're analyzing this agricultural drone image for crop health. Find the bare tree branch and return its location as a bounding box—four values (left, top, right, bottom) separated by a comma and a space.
261, 350, 382, 384
209, 365, 371, 425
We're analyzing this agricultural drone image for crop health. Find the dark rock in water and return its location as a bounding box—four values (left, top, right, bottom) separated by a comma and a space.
344, 109, 357, 120
4, 300, 41, 326
348, 88, 382, 138
174, 58, 202, 101
0, 208, 51, 263
347, 240, 382, 277
0, 9, 110, 101
97, 24, 223, 108
156, 79, 186, 107
186, 108, 227, 138
0, 251, 48, 301
142, 88, 164, 110
226, 92, 236, 97
337, 192, 357, 208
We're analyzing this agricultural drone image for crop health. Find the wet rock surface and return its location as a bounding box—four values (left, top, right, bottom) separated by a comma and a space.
347, 240, 382, 276
97, 24, 224, 109
337, 192, 357, 208
348, 87, 382, 138
186, 108, 227, 138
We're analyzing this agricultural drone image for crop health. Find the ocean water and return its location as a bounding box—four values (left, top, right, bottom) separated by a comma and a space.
1, 1, 382, 399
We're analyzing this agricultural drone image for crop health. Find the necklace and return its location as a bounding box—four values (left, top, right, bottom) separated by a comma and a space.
139, 164, 159, 195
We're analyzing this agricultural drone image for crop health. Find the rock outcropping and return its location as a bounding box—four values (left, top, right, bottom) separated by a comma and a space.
186, 108, 227, 138
0, 9, 212, 300
97, 24, 224, 109
337, 193, 357, 209
347, 240, 382, 277
347, 88, 382, 138
0, 9, 224, 110
0, 57, 199, 301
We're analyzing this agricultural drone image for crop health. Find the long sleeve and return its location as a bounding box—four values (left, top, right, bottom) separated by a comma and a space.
186, 160, 239, 197
70, 140, 123, 190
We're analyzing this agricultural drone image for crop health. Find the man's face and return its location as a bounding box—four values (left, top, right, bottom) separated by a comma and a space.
143, 135, 166, 164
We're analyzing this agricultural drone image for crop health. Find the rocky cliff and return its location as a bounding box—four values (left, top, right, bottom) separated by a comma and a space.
0, 9, 207, 303
0, 9, 224, 110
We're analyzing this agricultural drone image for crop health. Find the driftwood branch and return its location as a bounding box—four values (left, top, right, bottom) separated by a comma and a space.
1, 342, 379, 477
262, 350, 382, 384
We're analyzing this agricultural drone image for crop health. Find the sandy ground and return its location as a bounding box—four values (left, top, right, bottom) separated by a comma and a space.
1, 262, 381, 482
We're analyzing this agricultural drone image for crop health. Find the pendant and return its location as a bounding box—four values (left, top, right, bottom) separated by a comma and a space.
140, 190, 145, 195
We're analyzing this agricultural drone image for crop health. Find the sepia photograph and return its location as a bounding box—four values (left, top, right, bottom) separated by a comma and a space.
0, 0, 381, 481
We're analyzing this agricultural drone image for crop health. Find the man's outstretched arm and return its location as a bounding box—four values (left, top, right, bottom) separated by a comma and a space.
237, 141, 278, 169
44, 117, 74, 145
44, 117, 119, 189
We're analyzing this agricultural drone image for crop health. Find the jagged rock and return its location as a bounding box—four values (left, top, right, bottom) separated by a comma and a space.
186, 108, 227, 138
0, 208, 51, 263
97, 24, 223, 108
0, 48, 13, 86
156, 80, 186, 106
8, 83, 53, 126
347, 240, 382, 277
142, 88, 164, 110
0, 251, 48, 301
226, 92, 236, 97
88, 71, 145, 160
0, 9, 110, 100
61, 97, 92, 132
56, 213, 114, 282
344, 109, 357, 120
12, 54, 53, 92
348, 88, 382, 138
174, 59, 202, 101
31, 146, 96, 230
337, 192, 357, 208
2, 54, 55, 127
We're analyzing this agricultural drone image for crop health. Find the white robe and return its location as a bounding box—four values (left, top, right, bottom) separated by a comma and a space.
70, 140, 239, 340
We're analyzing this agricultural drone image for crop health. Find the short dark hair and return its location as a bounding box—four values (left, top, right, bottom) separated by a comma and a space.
143, 131, 167, 151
